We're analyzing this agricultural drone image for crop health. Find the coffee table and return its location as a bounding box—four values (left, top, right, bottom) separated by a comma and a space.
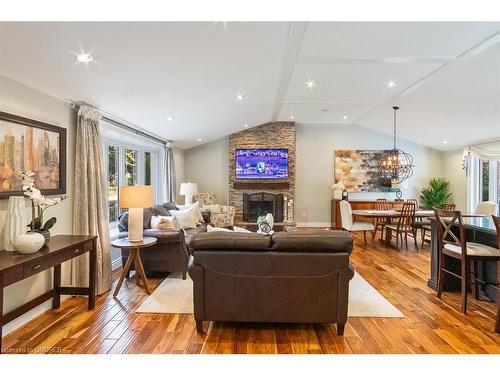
112, 236, 157, 296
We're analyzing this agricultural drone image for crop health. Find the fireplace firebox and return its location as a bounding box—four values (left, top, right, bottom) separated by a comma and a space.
242, 192, 284, 222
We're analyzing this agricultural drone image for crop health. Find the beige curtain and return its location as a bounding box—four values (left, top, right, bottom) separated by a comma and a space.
72, 105, 112, 294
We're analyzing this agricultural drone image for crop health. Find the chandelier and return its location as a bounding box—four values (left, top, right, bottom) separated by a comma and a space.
380, 106, 414, 184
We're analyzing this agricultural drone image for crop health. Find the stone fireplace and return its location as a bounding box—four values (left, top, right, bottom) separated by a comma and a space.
228, 122, 295, 224
242, 192, 284, 222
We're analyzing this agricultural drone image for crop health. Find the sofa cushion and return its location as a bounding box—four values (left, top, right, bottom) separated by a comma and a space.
150, 204, 170, 217
190, 232, 272, 251
271, 231, 353, 254
118, 208, 154, 232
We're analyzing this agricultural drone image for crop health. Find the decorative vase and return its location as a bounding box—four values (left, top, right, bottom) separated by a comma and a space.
32, 229, 50, 246
14, 232, 45, 254
4, 196, 28, 251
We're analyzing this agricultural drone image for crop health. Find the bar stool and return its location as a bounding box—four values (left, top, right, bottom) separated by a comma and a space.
421, 203, 457, 246
434, 209, 500, 314
491, 215, 500, 333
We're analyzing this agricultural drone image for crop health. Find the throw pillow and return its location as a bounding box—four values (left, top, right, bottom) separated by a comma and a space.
207, 225, 233, 233
169, 207, 198, 229
150, 204, 169, 217
233, 226, 251, 233
176, 202, 204, 223
150, 215, 179, 230
202, 204, 222, 214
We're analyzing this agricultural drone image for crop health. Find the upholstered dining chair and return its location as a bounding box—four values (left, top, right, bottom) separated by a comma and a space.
385, 202, 418, 250
492, 215, 500, 333
339, 200, 375, 243
434, 209, 500, 314
373, 198, 390, 241
476, 201, 498, 216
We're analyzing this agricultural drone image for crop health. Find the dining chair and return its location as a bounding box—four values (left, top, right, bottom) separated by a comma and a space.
385, 202, 418, 250
491, 215, 500, 333
434, 209, 500, 314
476, 201, 498, 216
373, 198, 390, 241
420, 203, 457, 245
339, 200, 375, 243
406, 199, 420, 210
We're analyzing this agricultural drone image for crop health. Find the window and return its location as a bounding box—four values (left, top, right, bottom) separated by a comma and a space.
470, 158, 500, 215
104, 141, 161, 227
107, 145, 119, 223
144, 152, 152, 186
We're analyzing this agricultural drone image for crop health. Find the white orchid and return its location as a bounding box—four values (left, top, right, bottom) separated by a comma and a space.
20, 171, 67, 231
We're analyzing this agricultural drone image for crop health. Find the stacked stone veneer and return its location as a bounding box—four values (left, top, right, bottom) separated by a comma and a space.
228, 122, 295, 224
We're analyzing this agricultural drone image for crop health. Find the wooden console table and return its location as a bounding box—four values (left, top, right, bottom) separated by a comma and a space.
0, 235, 97, 353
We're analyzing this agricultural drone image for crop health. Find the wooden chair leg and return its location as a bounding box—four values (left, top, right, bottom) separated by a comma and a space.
437, 253, 445, 299
363, 231, 367, 243
495, 301, 500, 334
371, 230, 376, 245
471, 260, 479, 300
413, 229, 419, 251
461, 260, 469, 314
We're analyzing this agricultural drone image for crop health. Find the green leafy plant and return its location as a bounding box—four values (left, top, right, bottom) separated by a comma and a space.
419, 178, 452, 209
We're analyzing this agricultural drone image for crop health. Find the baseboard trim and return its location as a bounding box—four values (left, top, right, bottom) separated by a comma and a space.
112, 258, 122, 271
296, 222, 332, 228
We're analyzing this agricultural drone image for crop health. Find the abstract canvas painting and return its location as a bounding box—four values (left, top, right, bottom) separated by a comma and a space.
334, 150, 394, 192
0, 112, 66, 198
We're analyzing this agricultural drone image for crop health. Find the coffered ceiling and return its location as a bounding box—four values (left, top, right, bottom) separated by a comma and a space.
1, 22, 499, 149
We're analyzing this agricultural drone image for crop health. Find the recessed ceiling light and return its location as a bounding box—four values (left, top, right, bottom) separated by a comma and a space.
320, 108, 331, 112
443, 140, 448, 144
289, 115, 295, 120
167, 116, 175, 121
244, 123, 249, 128
197, 138, 202, 142
386, 80, 396, 89
305, 79, 316, 90
76, 52, 93, 63
343, 115, 348, 120
236, 93, 245, 101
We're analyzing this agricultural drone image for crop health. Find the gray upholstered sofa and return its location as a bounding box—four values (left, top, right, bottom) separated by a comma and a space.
116, 202, 207, 278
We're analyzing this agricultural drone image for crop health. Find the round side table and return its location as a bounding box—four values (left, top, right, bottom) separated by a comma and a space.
111, 236, 157, 297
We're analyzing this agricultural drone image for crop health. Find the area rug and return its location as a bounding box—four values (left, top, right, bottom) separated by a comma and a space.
136, 272, 404, 318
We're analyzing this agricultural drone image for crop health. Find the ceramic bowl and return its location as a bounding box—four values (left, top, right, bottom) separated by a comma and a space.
14, 232, 45, 254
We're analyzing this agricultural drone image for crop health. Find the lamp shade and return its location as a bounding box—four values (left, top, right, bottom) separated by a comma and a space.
119, 185, 153, 208
179, 182, 198, 196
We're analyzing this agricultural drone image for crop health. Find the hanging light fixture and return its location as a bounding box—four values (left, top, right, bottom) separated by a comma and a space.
379, 106, 414, 185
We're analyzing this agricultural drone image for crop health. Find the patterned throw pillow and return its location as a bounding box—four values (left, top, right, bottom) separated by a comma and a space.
150, 215, 179, 229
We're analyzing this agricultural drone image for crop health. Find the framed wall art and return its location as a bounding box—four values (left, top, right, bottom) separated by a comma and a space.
0, 111, 66, 198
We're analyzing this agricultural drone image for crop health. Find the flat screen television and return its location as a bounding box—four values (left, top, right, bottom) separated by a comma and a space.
235, 148, 288, 179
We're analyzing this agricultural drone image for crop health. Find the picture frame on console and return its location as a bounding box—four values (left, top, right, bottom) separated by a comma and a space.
0, 111, 66, 198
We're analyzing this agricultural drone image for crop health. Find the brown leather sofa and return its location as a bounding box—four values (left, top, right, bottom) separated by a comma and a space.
188, 230, 354, 335
117, 202, 207, 278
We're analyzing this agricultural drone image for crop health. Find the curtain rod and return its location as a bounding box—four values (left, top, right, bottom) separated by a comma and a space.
69, 100, 172, 146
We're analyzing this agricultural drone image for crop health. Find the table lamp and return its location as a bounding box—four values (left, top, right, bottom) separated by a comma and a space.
119, 185, 153, 242
179, 182, 198, 205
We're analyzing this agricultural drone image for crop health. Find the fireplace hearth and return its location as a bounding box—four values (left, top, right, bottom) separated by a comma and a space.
243, 192, 284, 222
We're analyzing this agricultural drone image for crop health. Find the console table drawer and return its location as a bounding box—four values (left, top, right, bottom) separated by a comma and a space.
23, 258, 54, 278
3, 266, 23, 286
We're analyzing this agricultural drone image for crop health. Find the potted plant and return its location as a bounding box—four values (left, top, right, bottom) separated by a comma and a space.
21, 171, 67, 245
419, 177, 452, 209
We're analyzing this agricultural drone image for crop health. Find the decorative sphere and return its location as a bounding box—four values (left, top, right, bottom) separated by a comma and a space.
14, 233, 45, 254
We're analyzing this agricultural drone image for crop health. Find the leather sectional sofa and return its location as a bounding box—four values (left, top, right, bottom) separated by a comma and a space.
188, 230, 355, 335
116, 202, 206, 278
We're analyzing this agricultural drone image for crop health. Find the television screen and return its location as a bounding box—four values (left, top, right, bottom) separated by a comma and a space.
235, 149, 288, 179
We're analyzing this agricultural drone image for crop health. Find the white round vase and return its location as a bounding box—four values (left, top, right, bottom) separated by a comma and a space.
14, 232, 45, 254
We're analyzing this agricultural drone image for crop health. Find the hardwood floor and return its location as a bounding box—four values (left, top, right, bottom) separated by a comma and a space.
3, 232, 500, 354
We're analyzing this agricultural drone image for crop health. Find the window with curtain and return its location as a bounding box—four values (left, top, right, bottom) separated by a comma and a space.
467, 156, 500, 214
103, 141, 160, 227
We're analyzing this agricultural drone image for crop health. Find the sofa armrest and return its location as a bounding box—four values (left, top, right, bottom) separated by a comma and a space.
188, 263, 205, 322
143, 228, 185, 245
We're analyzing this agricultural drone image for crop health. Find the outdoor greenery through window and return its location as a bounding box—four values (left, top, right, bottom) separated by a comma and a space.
104, 141, 160, 226
478, 159, 499, 214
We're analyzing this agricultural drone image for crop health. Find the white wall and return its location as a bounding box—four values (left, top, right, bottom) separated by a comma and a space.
184, 138, 229, 204
184, 123, 445, 226
0, 74, 75, 336
295, 124, 443, 226
173, 147, 186, 201
442, 148, 467, 210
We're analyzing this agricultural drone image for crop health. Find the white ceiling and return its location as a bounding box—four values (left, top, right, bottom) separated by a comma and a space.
1, 22, 500, 150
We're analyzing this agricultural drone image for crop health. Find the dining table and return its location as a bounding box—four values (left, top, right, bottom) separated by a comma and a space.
351, 209, 484, 247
